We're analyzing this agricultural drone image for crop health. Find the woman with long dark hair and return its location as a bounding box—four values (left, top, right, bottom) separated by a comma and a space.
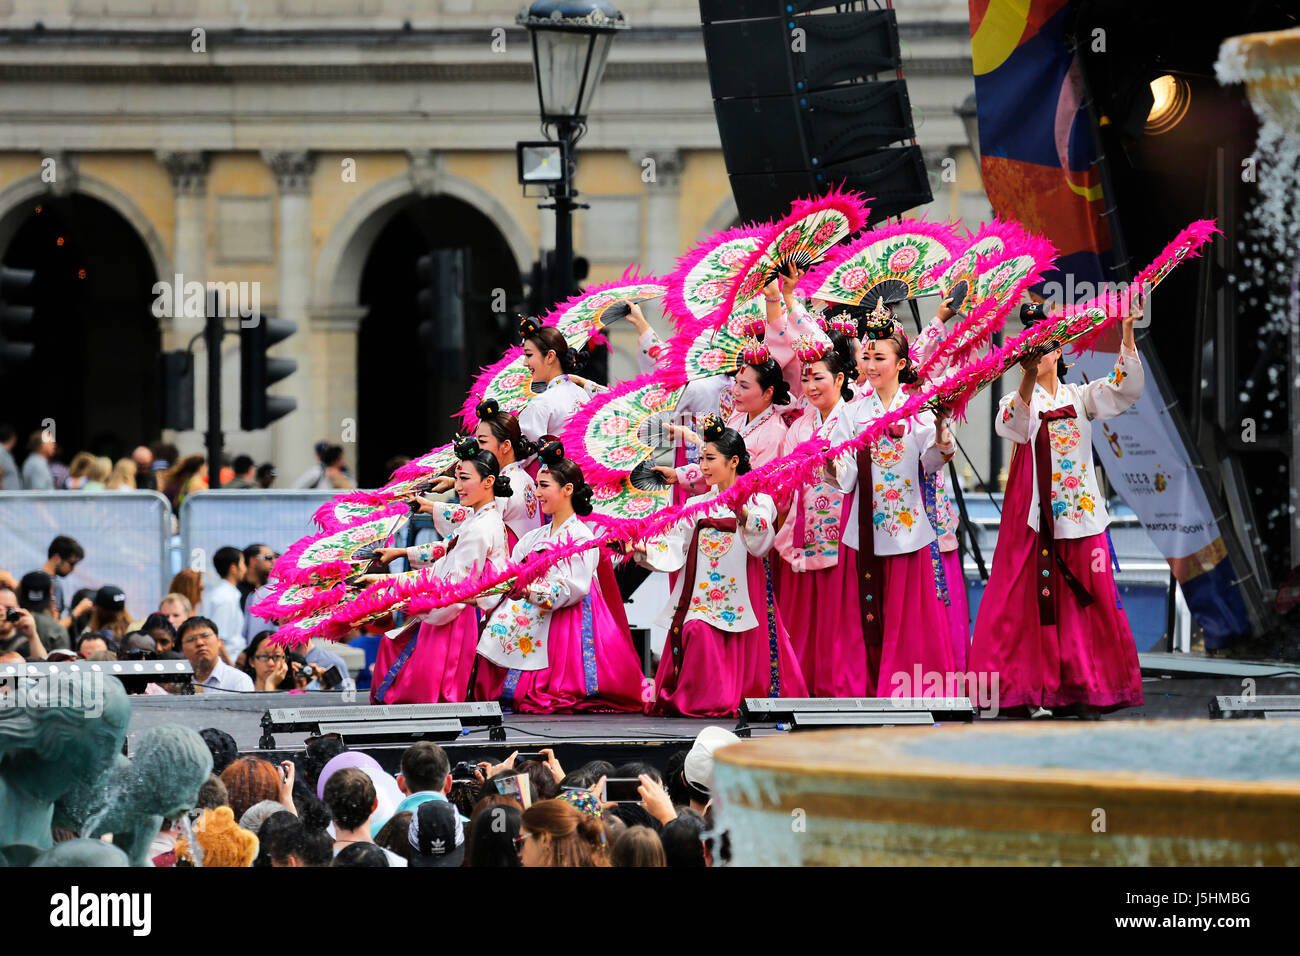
472, 440, 644, 713
516, 317, 597, 447
369, 436, 512, 703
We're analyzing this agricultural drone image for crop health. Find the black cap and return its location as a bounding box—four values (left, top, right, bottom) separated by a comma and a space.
94, 585, 126, 612
18, 571, 52, 611
409, 800, 465, 868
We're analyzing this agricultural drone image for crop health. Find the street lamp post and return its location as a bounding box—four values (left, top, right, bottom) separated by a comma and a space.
517, 0, 626, 309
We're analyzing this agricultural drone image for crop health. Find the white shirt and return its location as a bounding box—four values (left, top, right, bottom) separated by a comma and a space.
402, 501, 510, 628
197, 658, 254, 693
427, 462, 542, 545
207, 579, 248, 659
640, 488, 779, 634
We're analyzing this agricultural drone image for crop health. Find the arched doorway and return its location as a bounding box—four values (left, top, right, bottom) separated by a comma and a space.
2, 193, 160, 461
356, 195, 523, 487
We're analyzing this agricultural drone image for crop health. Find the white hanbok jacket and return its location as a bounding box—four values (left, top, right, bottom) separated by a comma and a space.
996, 345, 1144, 540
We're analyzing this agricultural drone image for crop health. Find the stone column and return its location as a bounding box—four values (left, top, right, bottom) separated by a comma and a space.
157, 150, 210, 344
263, 150, 318, 484
638, 148, 683, 276
614, 148, 681, 381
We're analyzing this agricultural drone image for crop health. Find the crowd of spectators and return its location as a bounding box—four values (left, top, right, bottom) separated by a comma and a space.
157, 734, 732, 868
0, 427, 290, 510
1, 534, 350, 694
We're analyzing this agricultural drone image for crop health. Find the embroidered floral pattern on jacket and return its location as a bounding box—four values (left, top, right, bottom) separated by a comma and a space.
1046, 418, 1082, 455
872, 471, 921, 537
1049, 459, 1095, 522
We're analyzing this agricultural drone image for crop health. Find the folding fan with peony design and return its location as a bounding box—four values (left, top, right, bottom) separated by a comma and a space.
271, 507, 409, 587
559, 375, 686, 487
927, 248, 981, 315
587, 475, 673, 525
718, 189, 869, 324
386, 441, 458, 485
664, 224, 770, 328
459, 273, 666, 431
801, 219, 960, 306
250, 579, 347, 624
918, 233, 1057, 377
665, 297, 765, 382
547, 274, 668, 343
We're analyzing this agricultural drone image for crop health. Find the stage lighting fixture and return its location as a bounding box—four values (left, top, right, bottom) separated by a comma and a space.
1146, 74, 1190, 135
517, 140, 566, 185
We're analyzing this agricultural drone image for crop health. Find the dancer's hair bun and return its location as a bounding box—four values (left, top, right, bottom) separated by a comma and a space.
476, 398, 501, 420
453, 434, 480, 460
538, 439, 565, 468
700, 415, 727, 443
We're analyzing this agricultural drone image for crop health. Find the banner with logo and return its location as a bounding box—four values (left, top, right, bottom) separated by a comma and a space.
970, 0, 1253, 647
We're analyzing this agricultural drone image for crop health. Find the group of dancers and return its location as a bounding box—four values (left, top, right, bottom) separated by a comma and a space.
366, 270, 1147, 720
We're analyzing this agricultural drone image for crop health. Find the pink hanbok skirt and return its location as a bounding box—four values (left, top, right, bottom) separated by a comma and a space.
371, 606, 479, 704
940, 548, 971, 672
874, 547, 958, 697
475, 561, 648, 713
775, 542, 872, 697
651, 555, 808, 718
969, 445, 1143, 713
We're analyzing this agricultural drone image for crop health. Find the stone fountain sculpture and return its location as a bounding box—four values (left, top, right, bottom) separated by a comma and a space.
0, 672, 131, 856
1, 672, 213, 866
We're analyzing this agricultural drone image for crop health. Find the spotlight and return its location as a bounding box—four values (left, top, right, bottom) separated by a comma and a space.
1146, 74, 1190, 135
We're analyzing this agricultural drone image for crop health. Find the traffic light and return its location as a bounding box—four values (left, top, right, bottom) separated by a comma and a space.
239, 313, 297, 430
159, 350, 195, 431
415, 249, 466, 369
0, 265, 36, 374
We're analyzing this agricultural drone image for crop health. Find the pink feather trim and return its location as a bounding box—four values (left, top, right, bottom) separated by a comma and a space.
269, 501, 409, 586
311, 490, 396, 533
800, 216, 963, 299
662, 222, 771, 331
557, 372, 681, 486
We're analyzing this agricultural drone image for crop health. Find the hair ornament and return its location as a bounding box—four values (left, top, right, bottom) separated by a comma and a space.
740, 336, 771, 366
793, 334, 831, 365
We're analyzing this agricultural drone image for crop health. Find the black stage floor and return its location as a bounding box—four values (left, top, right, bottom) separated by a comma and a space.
125, 674, 1300, 773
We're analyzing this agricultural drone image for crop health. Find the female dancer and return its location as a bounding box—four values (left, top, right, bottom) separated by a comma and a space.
970, 310, 1145, 717
632, 417, 808, 717
472, 440, 646, 713
419, 399, 542, 550
369, 436, 511, 704
517, 316, 595, 447
772, 330, 862, 696
834, 310, 958, 697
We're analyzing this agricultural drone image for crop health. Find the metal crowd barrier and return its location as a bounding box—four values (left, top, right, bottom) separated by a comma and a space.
0, 490, 172, 622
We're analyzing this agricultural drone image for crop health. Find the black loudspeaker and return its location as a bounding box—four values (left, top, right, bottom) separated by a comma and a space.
700, 2, 932, 225
728, 146, 931, 227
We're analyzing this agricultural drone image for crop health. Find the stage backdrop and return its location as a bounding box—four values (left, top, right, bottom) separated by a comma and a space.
968, 0, 1251, 648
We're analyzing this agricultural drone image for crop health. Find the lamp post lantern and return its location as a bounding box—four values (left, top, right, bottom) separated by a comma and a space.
517, 0, 627, 310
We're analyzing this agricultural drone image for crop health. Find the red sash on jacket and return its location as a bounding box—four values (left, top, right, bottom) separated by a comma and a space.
856, 423, 904, 647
